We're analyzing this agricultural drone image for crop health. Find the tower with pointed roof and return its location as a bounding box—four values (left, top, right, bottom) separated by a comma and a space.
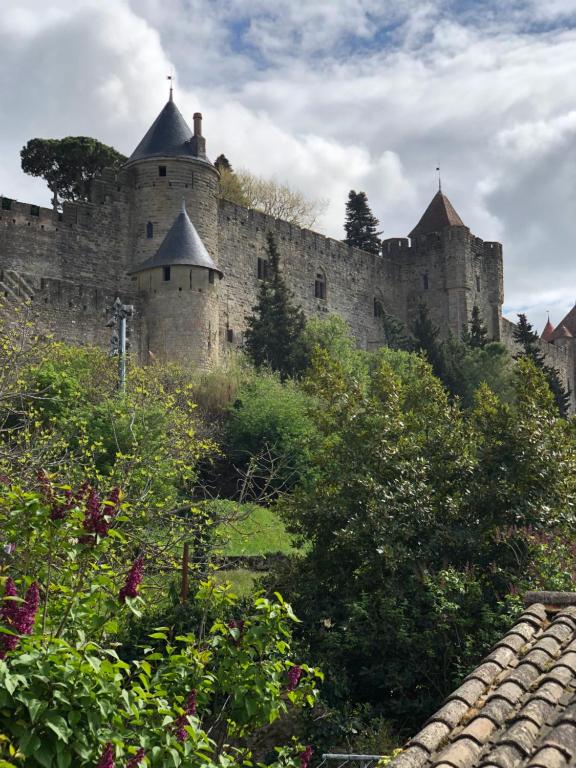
130, 201, 222, 365
397, 189, 504, 340
123, 91, 219, 270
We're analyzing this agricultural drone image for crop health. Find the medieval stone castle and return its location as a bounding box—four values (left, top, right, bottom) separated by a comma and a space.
0, 93, 574, 405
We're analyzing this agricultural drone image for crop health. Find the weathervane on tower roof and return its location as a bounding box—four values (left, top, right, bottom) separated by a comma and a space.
436, 166, 442, 192
167, 74, 174, 102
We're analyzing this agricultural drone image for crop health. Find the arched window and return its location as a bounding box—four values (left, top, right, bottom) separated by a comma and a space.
315, 270, 326, 300
146, 222, 153, 239
374, 298, 384, 319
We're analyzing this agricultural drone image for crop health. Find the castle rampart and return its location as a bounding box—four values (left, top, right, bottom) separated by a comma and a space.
4, 95, 570, 404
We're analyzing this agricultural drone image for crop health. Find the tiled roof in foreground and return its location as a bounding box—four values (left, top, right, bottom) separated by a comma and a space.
391, 592, 576, 768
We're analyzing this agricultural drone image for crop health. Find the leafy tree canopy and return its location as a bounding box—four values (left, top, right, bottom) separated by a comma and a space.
271, 349, 576, 730
20, 136, 126, 207
217, 162, 327, 228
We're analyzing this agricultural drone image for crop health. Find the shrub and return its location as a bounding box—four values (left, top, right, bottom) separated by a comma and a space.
226, 374, 319, 495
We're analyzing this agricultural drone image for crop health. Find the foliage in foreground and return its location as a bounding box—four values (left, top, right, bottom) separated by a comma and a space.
0, 481, 321, 768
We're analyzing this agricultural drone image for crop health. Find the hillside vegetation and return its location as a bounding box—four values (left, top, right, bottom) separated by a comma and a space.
1, 304, 576, 765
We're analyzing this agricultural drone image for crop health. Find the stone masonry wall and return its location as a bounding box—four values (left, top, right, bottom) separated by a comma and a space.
123, 157, 219, 270
0, 192, 139, 348
216, 199, 402, 354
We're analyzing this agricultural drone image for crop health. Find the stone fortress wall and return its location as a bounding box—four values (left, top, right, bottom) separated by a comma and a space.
0, 182, 572, 399
0, 93, 574, 407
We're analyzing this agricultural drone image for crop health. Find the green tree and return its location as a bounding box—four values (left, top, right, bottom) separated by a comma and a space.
270, 349, 576, 733
411, 304, 444, 378
513, 313, 571, 416
244, 233, 306, 379
381, 310, 411, 351
343, 191, 382, 254
214, 154, 232, 172
463, 305, 489, 348
20, 137, 126, 207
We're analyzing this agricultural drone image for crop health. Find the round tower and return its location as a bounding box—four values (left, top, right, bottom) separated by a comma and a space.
123, 91, 219, 268
130, 201, 223, 368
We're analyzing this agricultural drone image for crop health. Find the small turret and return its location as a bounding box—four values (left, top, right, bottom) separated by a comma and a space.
124, 94, 219, 269
541, 315, 555, 342
131, 202, 222, 367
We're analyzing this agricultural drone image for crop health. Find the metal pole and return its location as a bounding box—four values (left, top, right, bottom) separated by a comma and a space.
119, 315, 127, 392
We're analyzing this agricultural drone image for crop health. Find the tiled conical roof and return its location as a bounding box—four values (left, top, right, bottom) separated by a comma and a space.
553, 303, 576, 338
409, 190, 466, 238
550, 322, 573, 341
130, 202, 223, 277
541, 316, 555, 342
128, 97, 204, 163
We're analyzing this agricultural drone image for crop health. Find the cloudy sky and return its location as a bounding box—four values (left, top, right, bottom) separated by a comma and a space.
2, 0, 576, 331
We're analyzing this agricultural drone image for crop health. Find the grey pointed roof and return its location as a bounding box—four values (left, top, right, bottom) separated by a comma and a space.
409, 190, 466, 238
128, 98, 204, 164
130, 202, 223, 277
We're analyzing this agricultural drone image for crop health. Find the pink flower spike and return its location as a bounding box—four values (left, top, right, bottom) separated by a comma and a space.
287, 665, 302, 691
96, 742, 115, 768
119, 556, 144, 603
300, 746, 313, 768
126, 748, 145, 767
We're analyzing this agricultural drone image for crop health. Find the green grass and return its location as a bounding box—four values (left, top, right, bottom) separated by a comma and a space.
213, 568, 263, 597
203, 499, 298, 557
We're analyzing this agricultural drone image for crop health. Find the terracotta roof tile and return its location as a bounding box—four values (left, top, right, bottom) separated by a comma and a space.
552, 305, 576, 338
550, 323, 573, 342
390, 597, 576, 768
541, 318, 555, 342
409, 191, 466, 238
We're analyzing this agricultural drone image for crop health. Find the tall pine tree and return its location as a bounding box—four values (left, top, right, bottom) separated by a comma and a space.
463, 305, 489, 348
344, 190, 382, 254
513, 313, 571, 417
244, 232, 306, 379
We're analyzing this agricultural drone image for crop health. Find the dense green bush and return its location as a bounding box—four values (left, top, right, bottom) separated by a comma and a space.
269, 349, 576, 731
226, 374, 319, 494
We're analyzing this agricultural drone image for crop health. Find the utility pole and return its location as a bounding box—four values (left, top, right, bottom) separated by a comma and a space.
106, 297, 134, 391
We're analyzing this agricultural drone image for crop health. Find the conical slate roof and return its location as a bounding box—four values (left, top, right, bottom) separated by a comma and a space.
130, 202, 223, 277
128, 98, 201, 164
409, 190, 466, 238
541, 316, 555, 342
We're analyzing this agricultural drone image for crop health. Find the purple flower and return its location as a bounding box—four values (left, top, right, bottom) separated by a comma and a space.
173, 690, 197, 742
82, 487, 120, 542
300, 746, 313, 768
50, 488, 75, 521
119, 556, 144, 603
18, 583, 40, 634
126, 748, 145, 767
96, 743, 115, 768
0, 579, 40, 659
287, 665, 302, 691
